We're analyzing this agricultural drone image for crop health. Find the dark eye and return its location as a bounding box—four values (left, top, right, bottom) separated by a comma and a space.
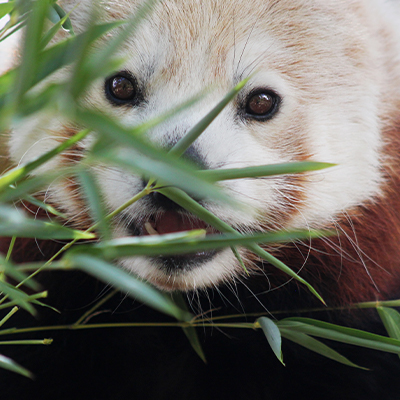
244, 90, 280, 120
105, 72, 140, 105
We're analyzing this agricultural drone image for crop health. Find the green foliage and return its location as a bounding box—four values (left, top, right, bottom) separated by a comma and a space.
0, 0, 399, 379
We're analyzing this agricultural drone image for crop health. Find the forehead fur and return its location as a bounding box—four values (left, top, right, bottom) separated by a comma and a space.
59, 0, 395, 98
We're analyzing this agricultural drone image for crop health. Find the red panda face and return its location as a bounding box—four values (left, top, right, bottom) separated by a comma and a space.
5, 0, 400, 291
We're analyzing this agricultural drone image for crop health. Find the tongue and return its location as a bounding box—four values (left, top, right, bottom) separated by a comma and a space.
154, 211, 208, 235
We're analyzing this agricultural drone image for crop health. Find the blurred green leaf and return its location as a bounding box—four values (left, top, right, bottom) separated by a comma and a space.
199, 162, 335, 182
172, 293, 206, 363
0, 256, 39, 291
41, 6, 74, 48
0, 2, 15, 19
77, 169, 111, 239
67, 229, 327, 259
0, 281, 36, 315
13, 0, 48, 102
0, 129, 90, 192
0, 204, 95, 239
0, 354, 33, 378
157, 186, 325, 303
169, 77, 249, 158
64, 254, 192, 321
77, 109, 229, 203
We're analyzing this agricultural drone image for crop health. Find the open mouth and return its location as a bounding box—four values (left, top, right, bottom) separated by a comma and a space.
126, 210, 221, 271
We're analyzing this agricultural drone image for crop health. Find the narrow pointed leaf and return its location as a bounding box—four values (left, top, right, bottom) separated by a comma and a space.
279, 318, 400, 355
157, 186, 324, 303
77, 169, 111, 239
0, 2, 14, 20
172, 293, 206, 363
377, 307, 400, 359
198, 162, 335, 182
0, 130, 90, 192
258, 317, 284, 365
169, 77, 249, 158
0, 205, 95, 240
77, 109, 229, 203
65, 254, 191, 321
67, 230, 327, 259
280, 330, 366, 369
0, 354, 33, 378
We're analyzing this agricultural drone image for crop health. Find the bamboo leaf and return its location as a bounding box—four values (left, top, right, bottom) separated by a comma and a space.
12, 0, 48, 102
0, 281, 36, 315
64, 254, 192, 321
0, 256, 39, 291
0, 2, 15, 20
157, 186, 325, 304
0, 354, 33, 378
0, 130, 90, 192
279, 318, 400, 355
0, 205, 95, 240
41, 7, 74, 48
198, 162, 335, 182
258, 317, 284, 365
67, 230, 327, 259
77, 108, 229, 203
172, 293, 206, 363
280, 329, 366, 369
77, 169, 111, 239
169, 77, 249, 158
377, 307, 400, 360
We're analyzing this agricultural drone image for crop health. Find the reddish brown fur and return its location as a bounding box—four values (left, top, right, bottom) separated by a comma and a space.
251, 115, 400, 306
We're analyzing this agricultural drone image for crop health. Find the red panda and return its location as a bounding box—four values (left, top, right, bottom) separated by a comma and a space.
2, 0, 400, 399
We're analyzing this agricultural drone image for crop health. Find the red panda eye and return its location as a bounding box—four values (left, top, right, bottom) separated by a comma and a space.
245, 90, 280, 120
105, 72, 141, 105
110, 76, 135, 100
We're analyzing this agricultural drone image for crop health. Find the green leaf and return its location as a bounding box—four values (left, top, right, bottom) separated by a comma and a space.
0, 2, 15, 20
0, 306, 19, 328
0, 205, 96, 240
0, 354, 33, 378
77, 169, 111, 240
50, 4, 74, 33
172, 293, 206, 363
20, 195, 68, 219
67, 230, 327, 259
169, 77, 249, 158
0, 281, 36, 315
280, 329, 366, 369
279, 318, 400, 355
0, 256, 39, 291
0, 167, 75, 203
198, 162, 335, 182
0, 129, 90, 192
157, 186, 325, 304
12, 0, 48, 102
77, 108, 229, 203
0, 291, 50, 312
377, 307, 400, 358
41, 7, 74, 48
64, 254, 192, 321
258, 317, 284, 365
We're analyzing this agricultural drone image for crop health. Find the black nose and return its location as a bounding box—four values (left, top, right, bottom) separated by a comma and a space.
143, 143, 207, 211
147, 191, 184, 211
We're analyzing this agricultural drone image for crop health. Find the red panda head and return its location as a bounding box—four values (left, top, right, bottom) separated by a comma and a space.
4, 0, 400, 298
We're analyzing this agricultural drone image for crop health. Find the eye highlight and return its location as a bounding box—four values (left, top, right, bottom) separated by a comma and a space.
105, 72, 141, 106
244, 89, 280, 121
